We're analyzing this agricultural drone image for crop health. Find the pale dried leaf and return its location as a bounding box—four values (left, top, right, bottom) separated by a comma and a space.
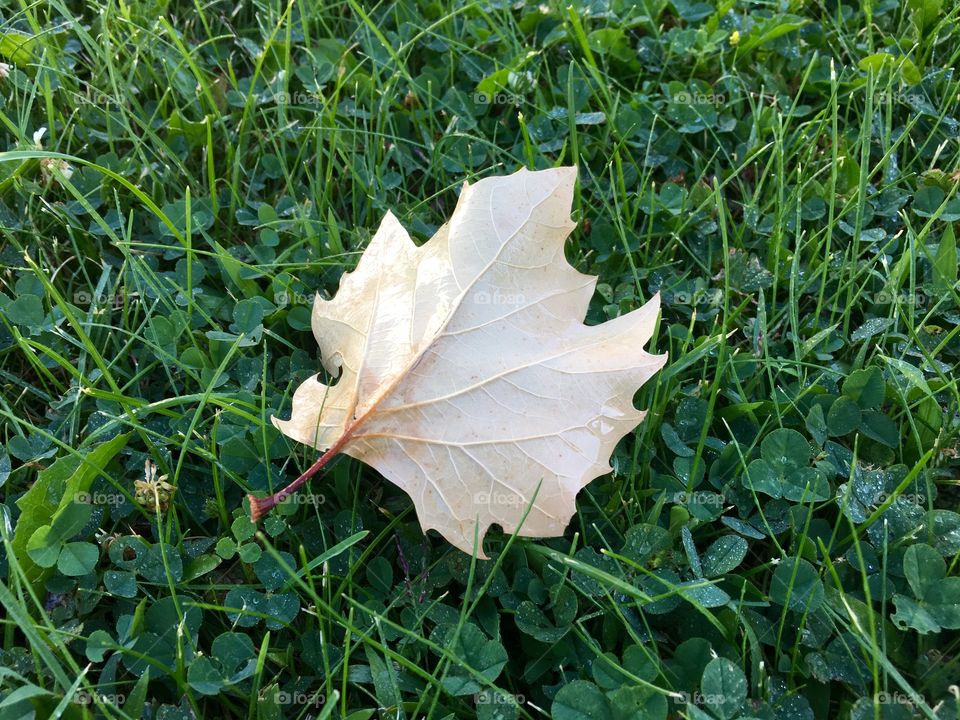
273, 166, 666, 557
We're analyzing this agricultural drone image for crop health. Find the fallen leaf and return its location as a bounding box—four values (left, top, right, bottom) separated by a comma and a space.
257, 166, 666, 557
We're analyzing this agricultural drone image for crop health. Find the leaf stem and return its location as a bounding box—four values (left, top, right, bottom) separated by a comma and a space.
247, 434, 348, 521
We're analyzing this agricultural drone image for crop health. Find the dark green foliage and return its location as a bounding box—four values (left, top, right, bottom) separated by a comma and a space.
1, 0, 959, 718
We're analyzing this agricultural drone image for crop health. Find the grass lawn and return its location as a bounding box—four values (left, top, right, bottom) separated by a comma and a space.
1, 1, 959, 718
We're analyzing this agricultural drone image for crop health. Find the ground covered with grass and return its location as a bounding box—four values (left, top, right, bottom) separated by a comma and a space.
1, 1, 959, 718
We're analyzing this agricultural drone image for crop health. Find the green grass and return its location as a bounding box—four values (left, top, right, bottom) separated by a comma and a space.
1, 1, 959, 719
